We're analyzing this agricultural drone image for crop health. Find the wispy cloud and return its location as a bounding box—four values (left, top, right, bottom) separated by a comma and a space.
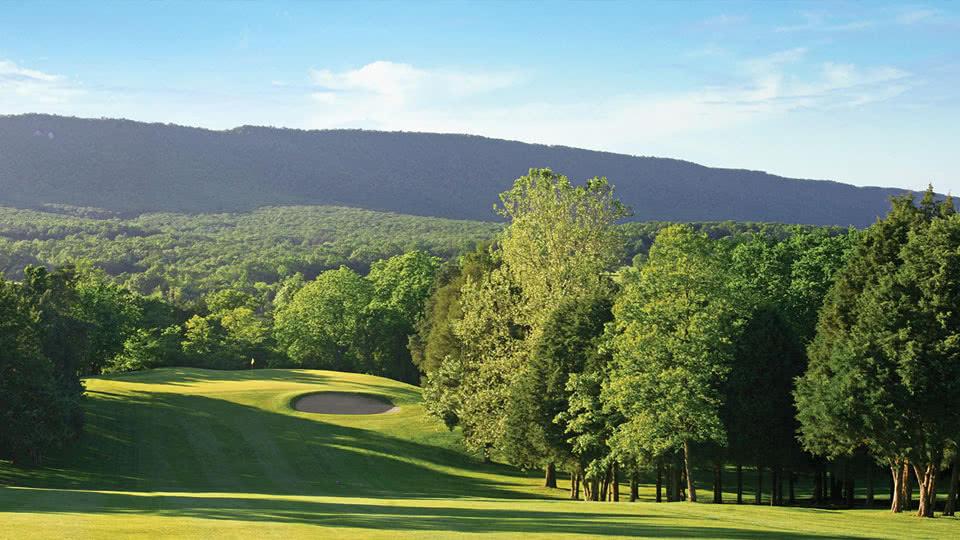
295, 53, 914, 154
0, 60, 82, 106
308, 61, 519, 109
776, 10, 877, 33
895, 7, 942, 25
698, 14, 747, 27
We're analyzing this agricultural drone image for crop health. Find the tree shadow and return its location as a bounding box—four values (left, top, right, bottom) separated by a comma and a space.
89, 367, 339, 387
3, 388, 537, 500
1, 487, 864, 538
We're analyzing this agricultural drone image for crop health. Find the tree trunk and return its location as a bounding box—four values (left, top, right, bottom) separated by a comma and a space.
770, 467, 777, 506
756, 467, 763, 505
736, 465, 743, 504
778, 467, 784, 506
943, 458, 959, 516
656, 462, 662, 503
890, 462, 904, 513
679, 462, 687, 501
335, 346, 344, 372
814, 466, 823, 506
683, 439, 697, 502
630, 468, 639, 502
590, 476, 600, 501
912, 461, 938, 518
903, 460, 913, 511
666, 463, 673, 502
866, 465, 874, 507
713, 462, 723, 504
789, 471, 795, 505
544, 462, 557, 488
823, 470, 834, 504
29, 448, 42, 467
612, 462, 620, 502
570, 469, 580, 500
600, 464, 610, 502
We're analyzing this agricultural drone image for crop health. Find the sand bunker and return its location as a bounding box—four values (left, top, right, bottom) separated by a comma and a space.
294, 392, 400, 415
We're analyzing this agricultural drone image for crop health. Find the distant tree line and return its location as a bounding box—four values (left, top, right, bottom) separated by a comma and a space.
415, 169, 960, 518
0, 204, 843, 305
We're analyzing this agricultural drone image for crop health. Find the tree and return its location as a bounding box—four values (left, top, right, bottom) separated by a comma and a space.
365, 251, 442, 382
796, 189, 960, 517
492, 168, 629, 478
606, 225, 743, 502
423, 170, 629, 475
0, 273, 84, 466
512, 291, 616, 492
496, 168, 629, 340
72, 266, 143, 375
722, 303, 806, 504
274, 266, 374, 370
410, 245, 497, 378
725, 230, 855, 504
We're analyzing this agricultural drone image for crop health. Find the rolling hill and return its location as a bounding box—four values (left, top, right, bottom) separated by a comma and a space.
0, 114, 909, 227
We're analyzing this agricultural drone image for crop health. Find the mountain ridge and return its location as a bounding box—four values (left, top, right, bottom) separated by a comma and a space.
0, 113, 909, 227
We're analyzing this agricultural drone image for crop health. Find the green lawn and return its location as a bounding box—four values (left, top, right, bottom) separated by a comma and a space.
1, 368, 957, 539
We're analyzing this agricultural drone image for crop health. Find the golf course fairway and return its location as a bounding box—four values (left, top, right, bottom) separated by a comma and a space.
1, 368, 956, 539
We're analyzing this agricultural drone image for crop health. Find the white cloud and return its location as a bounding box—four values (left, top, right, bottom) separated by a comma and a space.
0, 60, 82, 107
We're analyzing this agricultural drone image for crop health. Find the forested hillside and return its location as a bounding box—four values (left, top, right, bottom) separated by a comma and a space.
0, 204, 844, 300
0, 114, 907, 226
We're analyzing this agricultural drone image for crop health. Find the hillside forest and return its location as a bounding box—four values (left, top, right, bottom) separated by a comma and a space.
1, 169, 957, 518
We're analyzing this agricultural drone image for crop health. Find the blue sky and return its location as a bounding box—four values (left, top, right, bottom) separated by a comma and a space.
1, 1, 958, 194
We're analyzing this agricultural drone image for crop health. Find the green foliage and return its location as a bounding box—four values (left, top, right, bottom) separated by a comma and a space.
0, 205, 502, 302
0, 272, 85, 466
722, 304, 806, 469
410, 246, 498, 377
110, 326, 182, 372
496, 168, 629, 337
796, 188, 959, 515
606, 225, 742, 464
519, 293, 615, 471
274, 266, 374, 370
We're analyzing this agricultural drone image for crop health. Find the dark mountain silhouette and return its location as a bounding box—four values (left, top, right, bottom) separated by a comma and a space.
0, 114, 908, 226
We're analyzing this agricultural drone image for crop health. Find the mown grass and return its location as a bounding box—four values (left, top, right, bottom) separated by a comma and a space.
1, 368, 957, 539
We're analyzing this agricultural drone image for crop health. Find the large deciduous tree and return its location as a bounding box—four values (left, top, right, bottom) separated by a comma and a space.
606, 225, 742, 502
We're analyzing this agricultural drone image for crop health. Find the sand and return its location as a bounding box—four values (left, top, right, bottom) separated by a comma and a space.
294, 392, 400, 415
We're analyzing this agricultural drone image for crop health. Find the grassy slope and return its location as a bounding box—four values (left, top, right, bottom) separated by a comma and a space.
1, 368, 957, 539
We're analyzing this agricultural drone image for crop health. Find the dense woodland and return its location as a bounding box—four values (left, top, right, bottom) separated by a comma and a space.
0, 114, 905, 226
0, 204, 842, 301
2, 168, 957, 519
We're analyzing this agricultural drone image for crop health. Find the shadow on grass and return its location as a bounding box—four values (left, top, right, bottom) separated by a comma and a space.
90, 367, 340, 387
2, 388, 536, 500
0, 487, 863, 539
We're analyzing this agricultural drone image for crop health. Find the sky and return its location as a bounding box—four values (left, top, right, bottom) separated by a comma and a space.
1, 1, 958, 194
